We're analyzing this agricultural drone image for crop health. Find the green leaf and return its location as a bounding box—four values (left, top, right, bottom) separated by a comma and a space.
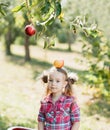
45, 16, 54, 25
55, 2, 61, 17
85, 74, 97, 83
83, 29, 89, 36
48, 41, 55, 48
37, 14, 55, 26
82, 44, 87, 49
71, 25, 76, 33
89, 30, 98, 38
29, 0, 32, 6
41, 1, 50, 14
0, 6, 6, 16
43, 36, 55, 49
102, 89, 109, 96
0, 3, 8, 6
43, 40, 48, 49
104, 61, 110, 67
0, 2, 8, 16
12, 2, 25, 12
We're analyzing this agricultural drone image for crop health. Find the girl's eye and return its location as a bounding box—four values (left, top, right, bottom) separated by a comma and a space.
49, 79, 53, 82
56, 80, 60, 83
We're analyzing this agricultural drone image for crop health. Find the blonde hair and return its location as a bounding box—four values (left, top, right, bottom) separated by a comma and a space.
41, 67, 78, 96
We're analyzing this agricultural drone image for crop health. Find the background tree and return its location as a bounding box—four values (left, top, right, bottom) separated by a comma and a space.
57, 0, 110, 99
0, 1, 21, 55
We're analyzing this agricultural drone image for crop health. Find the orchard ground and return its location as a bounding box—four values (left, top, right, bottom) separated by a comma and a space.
0, 42, 110, 130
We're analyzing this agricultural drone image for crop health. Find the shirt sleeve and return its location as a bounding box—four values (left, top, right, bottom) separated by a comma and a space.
70, 101, 80, 123
38, 102, 45, 122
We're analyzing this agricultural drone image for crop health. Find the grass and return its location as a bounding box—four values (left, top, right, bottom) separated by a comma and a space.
0, 43, 110, 130
84, 98, 110, 118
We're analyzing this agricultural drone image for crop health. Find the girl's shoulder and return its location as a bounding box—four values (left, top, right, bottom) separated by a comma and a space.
40, 95, 52, 104
65, 95, 76, 103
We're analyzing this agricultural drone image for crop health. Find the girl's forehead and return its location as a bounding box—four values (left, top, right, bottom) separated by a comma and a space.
49, 71, 66, 78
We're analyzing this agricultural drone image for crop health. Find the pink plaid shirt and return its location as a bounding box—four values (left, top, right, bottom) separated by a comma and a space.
38, 94, 80, 130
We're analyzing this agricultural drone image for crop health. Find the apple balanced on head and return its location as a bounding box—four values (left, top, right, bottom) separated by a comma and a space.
53, 60, 64, 68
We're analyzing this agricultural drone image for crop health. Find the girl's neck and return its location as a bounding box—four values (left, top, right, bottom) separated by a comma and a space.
52, 92, 63, 103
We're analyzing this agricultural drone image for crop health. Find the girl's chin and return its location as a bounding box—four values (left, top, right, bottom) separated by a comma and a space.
51, 90, 57, 93
50, 89, 59, 94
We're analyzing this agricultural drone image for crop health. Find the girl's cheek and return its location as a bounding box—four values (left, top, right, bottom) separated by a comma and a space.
48, 82, 52, 85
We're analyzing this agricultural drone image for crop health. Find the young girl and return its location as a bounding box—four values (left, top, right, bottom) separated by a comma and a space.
37, 60, 80, 130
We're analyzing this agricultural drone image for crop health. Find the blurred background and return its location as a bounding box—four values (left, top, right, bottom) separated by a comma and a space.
0, 0, 110, 130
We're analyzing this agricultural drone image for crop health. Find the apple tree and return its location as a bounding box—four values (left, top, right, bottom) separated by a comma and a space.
0, 1, 22, 55
72, 15, 110, 99
10, 0, 62, 60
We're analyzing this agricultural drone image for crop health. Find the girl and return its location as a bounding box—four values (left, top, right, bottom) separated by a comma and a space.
37, 61, 80, 130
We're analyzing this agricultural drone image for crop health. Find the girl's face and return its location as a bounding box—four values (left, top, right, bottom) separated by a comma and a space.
48, 70, 67, 95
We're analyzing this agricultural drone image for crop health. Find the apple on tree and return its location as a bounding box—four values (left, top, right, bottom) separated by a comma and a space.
25, 24, 36, 36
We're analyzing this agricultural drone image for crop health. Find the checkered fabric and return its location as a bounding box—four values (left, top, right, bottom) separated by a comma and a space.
38, 94, 80, 130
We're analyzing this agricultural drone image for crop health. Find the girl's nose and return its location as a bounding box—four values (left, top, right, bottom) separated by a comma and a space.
52, 81, 56, 86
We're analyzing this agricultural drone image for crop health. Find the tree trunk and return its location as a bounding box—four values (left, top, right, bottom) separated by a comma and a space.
5, 42, 12, 55
68, 42, 72, 51
67, 31, 72, 51
5, 31, 12, 55
24, 35, 31, 61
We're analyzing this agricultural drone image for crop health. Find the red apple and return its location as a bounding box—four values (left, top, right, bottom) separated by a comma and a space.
53, 60, 64, 68
25, 24, 36, 36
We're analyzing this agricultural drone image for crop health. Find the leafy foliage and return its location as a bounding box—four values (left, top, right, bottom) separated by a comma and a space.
12, 0, 62, 26
71, 16, 110, 99
11, 0, 62, 49
0, 2, 8, 16
12, 2, 26, 12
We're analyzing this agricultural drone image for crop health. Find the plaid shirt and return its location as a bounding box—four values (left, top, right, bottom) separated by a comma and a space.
38, 94, 80, 130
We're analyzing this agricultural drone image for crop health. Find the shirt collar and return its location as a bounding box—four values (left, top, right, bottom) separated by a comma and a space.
45, 94, 66, 103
